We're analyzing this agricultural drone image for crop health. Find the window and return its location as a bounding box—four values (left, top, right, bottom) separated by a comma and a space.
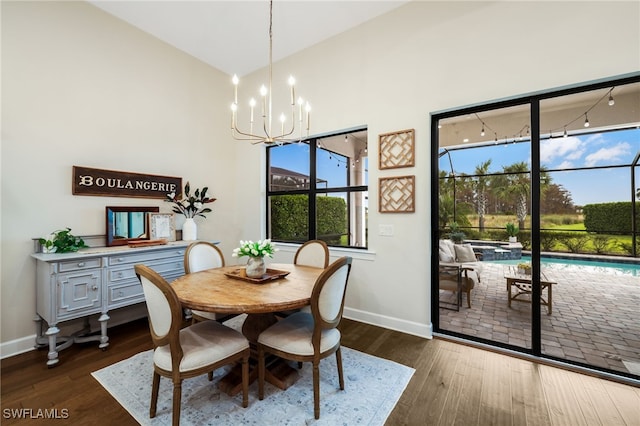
267, 128, 368, 248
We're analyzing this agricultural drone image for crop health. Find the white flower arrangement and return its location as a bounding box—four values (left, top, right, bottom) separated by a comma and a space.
232, 239, 277, 258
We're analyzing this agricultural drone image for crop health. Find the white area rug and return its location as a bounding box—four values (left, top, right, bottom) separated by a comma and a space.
92, 317, 413, 425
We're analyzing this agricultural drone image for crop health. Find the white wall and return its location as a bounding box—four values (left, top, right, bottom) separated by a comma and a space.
1, 1, 239, 352
2, 1, 639, 356
232, 0, 639, 335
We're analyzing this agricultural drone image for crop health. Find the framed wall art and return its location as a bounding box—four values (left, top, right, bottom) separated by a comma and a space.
148, 213, 176, 241
379, 175, 415, 213
378, 128, 415, 170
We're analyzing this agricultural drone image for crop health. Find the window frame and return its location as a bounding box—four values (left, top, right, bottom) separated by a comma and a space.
266, 127, 368, 249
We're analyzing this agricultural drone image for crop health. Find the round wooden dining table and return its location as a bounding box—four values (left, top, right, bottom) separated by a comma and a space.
170, 262, 325, 395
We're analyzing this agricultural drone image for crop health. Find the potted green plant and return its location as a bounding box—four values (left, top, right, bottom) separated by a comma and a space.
517, 262, 532, 275
448, 222, 465, 244
39, 228, 88, 253
506, 222, 519, 243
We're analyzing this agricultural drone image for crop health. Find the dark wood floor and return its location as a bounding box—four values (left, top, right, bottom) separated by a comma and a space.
2, 318, 639, 425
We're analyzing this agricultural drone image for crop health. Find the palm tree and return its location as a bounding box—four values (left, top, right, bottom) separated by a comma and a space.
474, 159, 492, 233
492, 162, 551, 230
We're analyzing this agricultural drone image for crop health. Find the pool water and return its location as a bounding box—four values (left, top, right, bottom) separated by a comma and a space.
489, 256, 640, 277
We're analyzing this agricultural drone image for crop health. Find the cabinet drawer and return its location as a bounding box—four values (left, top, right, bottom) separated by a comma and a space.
108, 281, 144, 307
108, 267, 137, 283
58, 258, 102, 272
108, 249, 185, 266
151, 259, 184, 277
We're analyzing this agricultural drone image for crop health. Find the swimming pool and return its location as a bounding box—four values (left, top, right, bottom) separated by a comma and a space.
488, 255, 640, 277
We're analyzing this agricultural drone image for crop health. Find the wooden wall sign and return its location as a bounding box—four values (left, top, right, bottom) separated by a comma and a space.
72, 166, 182, 199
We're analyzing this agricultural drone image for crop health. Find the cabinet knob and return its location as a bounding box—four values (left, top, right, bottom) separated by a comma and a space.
177, 251, 184, 255
77, 262, 85, 268
117, 272, 123, 278
118, 291, 124, 297
92, 285, 98, 291
117, 258, 124, 262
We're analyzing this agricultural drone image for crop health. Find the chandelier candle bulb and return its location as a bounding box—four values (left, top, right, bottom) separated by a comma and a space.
232, 74, 239, 103
289, 75, 295, 104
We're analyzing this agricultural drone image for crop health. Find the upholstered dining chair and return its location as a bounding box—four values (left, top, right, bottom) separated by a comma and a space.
277, 240, 330, 319
183, 241, 226, 323
294, 239, 330, 269
257, 256, 352, 419
135, 264, 250, 426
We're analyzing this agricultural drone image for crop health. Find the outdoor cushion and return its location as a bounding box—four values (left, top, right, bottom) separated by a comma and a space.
454, 244, 477, 263
439, 240, 456, 262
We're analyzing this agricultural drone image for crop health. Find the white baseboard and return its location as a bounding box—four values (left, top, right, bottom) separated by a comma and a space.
0, 334, 38, 359
2, 306, 431, 360
343, 307, 433, 339
1, 305, 148, 360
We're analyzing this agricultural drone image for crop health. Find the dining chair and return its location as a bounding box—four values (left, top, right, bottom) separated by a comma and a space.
135, 264, 250, 426
294, 239, 330, 269
257, 256, 352, 419
183, 241, 227, 323
277, 240, 330, 321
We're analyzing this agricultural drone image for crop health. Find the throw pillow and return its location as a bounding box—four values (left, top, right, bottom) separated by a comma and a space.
454, 244, 477, 263
439, 240, 456, 262
439, 247, 455, 263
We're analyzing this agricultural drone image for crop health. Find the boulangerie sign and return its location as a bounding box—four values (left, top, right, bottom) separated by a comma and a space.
72, 166, 182, 199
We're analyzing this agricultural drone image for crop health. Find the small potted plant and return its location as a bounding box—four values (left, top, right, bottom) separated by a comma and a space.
232, 239, 278, 278
39, 228, 88, 253
448, 222, 465, 244
517, 262, 532, 275
506, 222, 519, 243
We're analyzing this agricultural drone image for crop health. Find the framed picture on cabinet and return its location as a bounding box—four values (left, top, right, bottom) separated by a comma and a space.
148, 213, 176, 241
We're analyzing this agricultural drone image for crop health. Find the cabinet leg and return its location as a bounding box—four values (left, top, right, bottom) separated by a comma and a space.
45, 325, 60, 367
34, 315, 48, 348
98, 313, 110, 350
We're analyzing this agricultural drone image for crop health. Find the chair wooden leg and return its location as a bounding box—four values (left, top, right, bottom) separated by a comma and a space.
466, 289, 472, 308
172, 380, 182, 426
258, 346, 265, 400
150, 371, 160, 418
336, 347, 344, 390
207, 371, 213, 381
241, 355, 249, 408
313, 361, 320, 419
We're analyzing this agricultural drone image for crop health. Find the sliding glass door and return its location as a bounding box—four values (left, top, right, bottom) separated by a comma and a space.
431, 75, 640, 381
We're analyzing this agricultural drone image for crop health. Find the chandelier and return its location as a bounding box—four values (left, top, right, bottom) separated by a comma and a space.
231, 0, 311, 145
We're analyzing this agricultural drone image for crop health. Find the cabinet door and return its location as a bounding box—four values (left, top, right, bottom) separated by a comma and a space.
57, 270, 102, 319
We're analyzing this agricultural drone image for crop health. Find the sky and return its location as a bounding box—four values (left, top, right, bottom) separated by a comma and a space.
270, 128, 639, 206
440, 128, 640, 206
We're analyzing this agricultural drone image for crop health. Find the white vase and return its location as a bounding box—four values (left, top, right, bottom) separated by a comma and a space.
182, 218, 197, 241
509, 236, 517, 243
245, 256, 266, 278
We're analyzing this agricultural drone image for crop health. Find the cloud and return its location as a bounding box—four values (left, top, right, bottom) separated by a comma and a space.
584, 142, 631, 167
556, 160, 574, 169
540, 136, 585, 165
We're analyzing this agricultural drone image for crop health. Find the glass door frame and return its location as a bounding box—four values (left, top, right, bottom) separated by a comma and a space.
430, 72, 640, 368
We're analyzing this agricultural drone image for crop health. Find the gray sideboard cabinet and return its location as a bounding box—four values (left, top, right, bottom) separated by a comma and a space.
31, 241, 192, 367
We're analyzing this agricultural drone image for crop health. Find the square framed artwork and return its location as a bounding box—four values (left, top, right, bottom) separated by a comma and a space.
379, 175, 415, 213
148, 213, 176, 241
378, 129, 415, 170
